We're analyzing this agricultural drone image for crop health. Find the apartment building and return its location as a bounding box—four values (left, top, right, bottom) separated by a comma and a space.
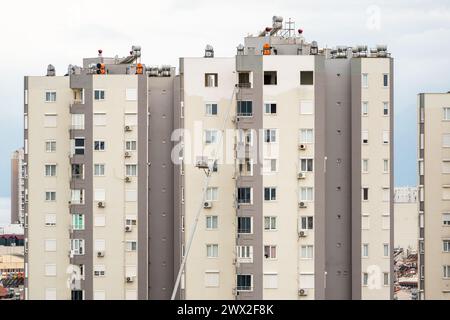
11, 148, 26, 225
24, 48, 175, 300
394, 187, 418, 252
175, 16, 393, 300
418, 92, 450, 300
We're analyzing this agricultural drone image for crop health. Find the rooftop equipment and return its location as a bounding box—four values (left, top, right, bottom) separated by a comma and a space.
310, 41, 318, 55
236, 44, 245, 55
46, 64, 56, 77
270, 16, 283, 35
204, 45, 214, 58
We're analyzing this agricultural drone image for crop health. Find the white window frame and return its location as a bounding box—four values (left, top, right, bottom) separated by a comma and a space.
45, 140, 56, 153
205, 102, 218, 116
300, 187, 314, 202
94, 164, 105, 177
362, 101, 369, 116
126, 164, 138, 177
206, 216, 218, 230
94, 89, 105, 101
206, 187, 218, 202
45, 91, 57, 103
299, 129, 314, 144
264, 216, 277, 231
206, 244, 219, 258
300, 245, 314, 259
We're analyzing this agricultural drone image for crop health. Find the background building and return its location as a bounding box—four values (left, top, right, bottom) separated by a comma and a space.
394, 187, 418, 252
175, 16, 393, 300
418, 92, 450, 300
10, 149, 25, 225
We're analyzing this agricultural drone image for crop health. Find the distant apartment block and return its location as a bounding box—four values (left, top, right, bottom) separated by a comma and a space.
24, 16, 393, 300
394, 187, 418, 252
418, 92, 450, 300
11, 149, 25, 225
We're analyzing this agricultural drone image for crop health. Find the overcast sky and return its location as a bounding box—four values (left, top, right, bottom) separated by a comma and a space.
1, 0, 450, 224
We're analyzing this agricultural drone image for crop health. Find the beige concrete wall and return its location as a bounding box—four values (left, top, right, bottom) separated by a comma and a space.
394, 202, 418, 251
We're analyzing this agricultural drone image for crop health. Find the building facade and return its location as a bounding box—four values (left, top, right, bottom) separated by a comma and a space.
175, 17, 393, 300
418, 92, 450, 300
24, 48, 175, 300
394, 187, 418, 252
11, 149, 26, 225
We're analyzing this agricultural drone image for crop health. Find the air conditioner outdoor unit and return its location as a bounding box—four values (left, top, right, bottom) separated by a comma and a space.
97, 251, 105, 257
125, 177, 132, 183
299, 144, 307, 151
125, 225, 132, 232
124, 125, 132, 132
232, 288, 239, 296
298, 230, 308, 238
203, 201, 213, 209
97, 202, 105, 208
298, 172, 306, 179
68, 250, 75, 258
299, 202, 307, 209
298, 288, 308, 296
126, 276, 135, 283
124, 152, 131, 158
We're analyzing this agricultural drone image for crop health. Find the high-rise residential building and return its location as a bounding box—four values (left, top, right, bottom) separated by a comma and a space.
175, 16, 393, 300
24, 47, 175, 300
11, 148, 26, 225
24, 16, 393, 300
418, 92, 450, 300
394, 187, 418, 252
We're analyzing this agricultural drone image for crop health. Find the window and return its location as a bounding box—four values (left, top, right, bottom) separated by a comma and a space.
45, 140, 56, 152
45, 239, 57, 252
384, 244, 389, 257
237, 246, 253, 263
94, 140, 105, 151
71, 114, 85, 130
238, 158, 253, 176
300, 216, 314, 230
383, 102, 389, 116
300, 187, 314, 202
45, 91, 57, 102
236, 274, 252, 291
382, 187, 390, 202
264, 129, 277, 143
238, 72, 251, 87
300, 71, 314, 85
72, 214, 85, 230
264, 187, 276, 201
206, 244, 219, 258
264, 245, 277, 259
45, 191, 56, 201
125, 114, 137, 126
383, 74, 389, 87
126, 140, 137, 151
237, 187, 252, 204
204, 130, 218, 144
264, 102, 277, 115
383, 159, 389, 173
93, 265, 105, 277
383, 273, 390, 286
94, 164, 105, 176
444, 108, 450, 120
45, 164, 57, 177
362, 244, 369, 258
206, 187, 218, 201
237, 101, 253, 117
71, 164, 84, 180
362, 131, 369, 144
362, 187, 369, 201
443, 213, 450, 226
126, 88, 137, 101
362, 102, 369, 116
264, 71, 277, 85
299, 273, 315, 289
95, 215, 106, 227
94, 189, 106, 202
263, 273, 278, 289
204, 271, 220, 288
74, 138, 85, 155
44, 114, 57, 127
125, 241, 137, 252
71, 189, 84, 204
205, 73, 218, 87
238, 129, 253, 146
300, 158, 314, 172
300, 100, 314, 114
45, 214, 56, 226
237, 217, 252, 234
443, 240, 450, 252
45, 288, 57, 300
444, 265, 450, 279
382, 215, 390, 230
362, 273, 369, 286
300, 245, 314, 259
382, 131, 389, 144
443, 161, 450, 174
299, 129, 314, 144
362, 159, 369, 173
264, 216, 277, 231
94, 90, 105, 101
206, 216, 218, 230
125, 190, 137, 202
362, 74, 368, 88
45, 264, 57, 277
205, 103, 218, 116
263, 159, 277, 173
71, 239, 85, 255
93, 113, 106, 126
126, 164, 138, 176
